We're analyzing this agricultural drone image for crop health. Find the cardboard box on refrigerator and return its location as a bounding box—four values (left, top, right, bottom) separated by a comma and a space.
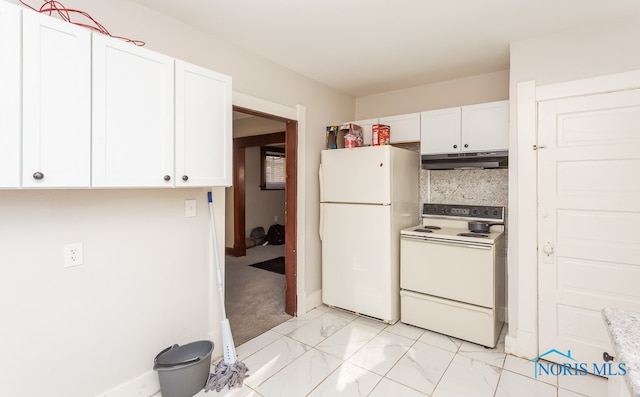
326, 123, 364, 149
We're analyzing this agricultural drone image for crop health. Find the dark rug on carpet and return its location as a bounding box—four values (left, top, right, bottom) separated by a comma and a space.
249, 256, 285, 275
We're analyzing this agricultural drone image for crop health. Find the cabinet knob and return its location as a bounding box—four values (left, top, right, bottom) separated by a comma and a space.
164, 175, 171, 181
464, 144, 469, 148
603, 352, 615, 362
182, 175, 189, 181
33, 172, 44, 180
453, 145, 458, 149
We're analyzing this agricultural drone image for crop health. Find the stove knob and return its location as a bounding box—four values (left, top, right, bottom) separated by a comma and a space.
484, 210, 489, 215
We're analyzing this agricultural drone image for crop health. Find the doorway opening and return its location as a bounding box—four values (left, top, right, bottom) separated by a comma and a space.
226, 105, 297, 318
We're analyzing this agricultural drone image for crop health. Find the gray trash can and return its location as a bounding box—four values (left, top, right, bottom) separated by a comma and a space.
153, 340, 213, 397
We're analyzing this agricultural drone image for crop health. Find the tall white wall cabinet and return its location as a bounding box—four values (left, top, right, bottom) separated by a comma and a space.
91, 35, 175, 188
0, 3, 232, 189
22, 11, 92, 188
174, 60, 232, 187
0, 1, 21, 188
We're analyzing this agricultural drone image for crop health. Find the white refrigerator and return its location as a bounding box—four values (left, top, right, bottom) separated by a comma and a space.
319, 145, 419, 323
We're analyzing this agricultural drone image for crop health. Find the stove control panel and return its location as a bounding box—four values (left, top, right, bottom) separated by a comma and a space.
422, 203, 505, 221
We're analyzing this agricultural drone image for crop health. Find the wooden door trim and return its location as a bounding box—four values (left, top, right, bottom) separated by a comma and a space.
226, 146, 246, 257
284, 120, 298, 315
230, 106, 297, 316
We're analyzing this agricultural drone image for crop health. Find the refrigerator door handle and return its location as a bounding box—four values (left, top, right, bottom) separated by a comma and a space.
319, 163, 324, 203
319, 164, 324, 241
319, 203, 324, 241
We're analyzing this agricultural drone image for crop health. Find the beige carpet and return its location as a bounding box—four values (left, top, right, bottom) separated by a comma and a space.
224, 245, 292, 346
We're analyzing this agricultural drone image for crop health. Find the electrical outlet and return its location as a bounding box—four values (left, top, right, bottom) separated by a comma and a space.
64, 243, 83, 268
274, 216, 278, 223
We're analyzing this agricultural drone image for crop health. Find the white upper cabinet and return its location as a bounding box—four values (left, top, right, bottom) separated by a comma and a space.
0, 1, 21, 188
420, 107, 462, 154
461, 100, 509, 152
0, 5, 233, 190
352, 118, 378, 146
348, 113, 421, 146
379, 112, 421, 143
421, 100, 508, 155
22, 10, 91, 188
92, 34, 175, 187
175, 60, 232, 187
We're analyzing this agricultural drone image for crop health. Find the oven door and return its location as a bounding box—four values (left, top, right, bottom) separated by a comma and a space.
400, 235, 495, 308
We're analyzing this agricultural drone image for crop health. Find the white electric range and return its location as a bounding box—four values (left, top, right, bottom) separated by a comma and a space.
400, 203, 506, 348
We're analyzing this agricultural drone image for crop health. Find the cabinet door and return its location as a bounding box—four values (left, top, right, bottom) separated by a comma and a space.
461, 100, 509, 152
22, 11, 91, 188
420, 107, 461, 155
92, 34, 174, 187
0, 1, 21, 188
175, 60, 232, 187
351, 118, 378, 146
380, 112, 420, 143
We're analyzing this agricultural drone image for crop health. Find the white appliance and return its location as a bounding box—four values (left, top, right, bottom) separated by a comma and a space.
400, 203, 506, 347
320, 146, 419, 324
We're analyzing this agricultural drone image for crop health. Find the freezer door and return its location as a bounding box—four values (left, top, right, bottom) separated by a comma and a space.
321, 202, 399, 323
320, 146, 391, 204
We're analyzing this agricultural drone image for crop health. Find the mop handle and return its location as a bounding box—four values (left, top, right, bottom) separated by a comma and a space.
208, 192, 227, 320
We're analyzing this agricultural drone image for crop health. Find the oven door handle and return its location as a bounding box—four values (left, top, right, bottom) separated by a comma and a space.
401, 235, 493, 250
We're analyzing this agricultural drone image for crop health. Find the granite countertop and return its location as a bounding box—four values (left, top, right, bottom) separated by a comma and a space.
602, 307, 640, 397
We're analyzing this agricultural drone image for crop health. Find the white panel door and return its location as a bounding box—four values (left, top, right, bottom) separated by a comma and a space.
22, 11, 91, 188
320, 146, 391, 204
538, 88, 640, 368
175, 60, 232, 187
420, 107, 461, 155
92, 34, 174, 187
321, 203, 397, 322
0, 1, 21, 188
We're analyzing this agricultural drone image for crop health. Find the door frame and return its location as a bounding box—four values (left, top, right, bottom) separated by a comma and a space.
506, 70, 640, 359
230, 105, 298, 316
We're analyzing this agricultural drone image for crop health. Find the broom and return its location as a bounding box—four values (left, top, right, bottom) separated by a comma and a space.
204, 192, 249, 392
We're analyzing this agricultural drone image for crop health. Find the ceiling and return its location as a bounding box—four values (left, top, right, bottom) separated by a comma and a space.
130, 0, 640, 97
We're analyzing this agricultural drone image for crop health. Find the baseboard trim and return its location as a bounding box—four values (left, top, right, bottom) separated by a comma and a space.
307, 289, 322, 311
96, 370, 159, 397
505, 329, 538, 360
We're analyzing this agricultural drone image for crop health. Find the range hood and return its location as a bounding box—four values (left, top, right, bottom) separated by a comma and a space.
421, 150, 508, 170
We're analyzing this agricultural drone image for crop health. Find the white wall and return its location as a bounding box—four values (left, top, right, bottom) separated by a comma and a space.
356, 69, 509, 119
506, 19, 640, 358
4, 0, 354, 395
0, 188, 218, 397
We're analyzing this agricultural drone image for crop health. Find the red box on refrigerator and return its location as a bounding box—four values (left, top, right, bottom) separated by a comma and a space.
372, 124, 390, 146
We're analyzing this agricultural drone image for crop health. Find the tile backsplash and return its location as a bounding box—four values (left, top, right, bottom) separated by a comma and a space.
392, 142, 509, 215
420, 168, 509, 207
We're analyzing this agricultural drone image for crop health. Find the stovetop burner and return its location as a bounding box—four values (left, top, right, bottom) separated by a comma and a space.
402, 204, 505, 244
457, 232, 489, 238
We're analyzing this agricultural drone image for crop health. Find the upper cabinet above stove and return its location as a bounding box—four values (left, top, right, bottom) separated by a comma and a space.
420, 100, 509, 155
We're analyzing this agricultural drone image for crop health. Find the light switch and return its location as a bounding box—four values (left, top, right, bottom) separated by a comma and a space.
185, 199, 197, 217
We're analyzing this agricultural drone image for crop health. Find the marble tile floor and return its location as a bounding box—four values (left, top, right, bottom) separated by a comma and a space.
155, 305, 609, 397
